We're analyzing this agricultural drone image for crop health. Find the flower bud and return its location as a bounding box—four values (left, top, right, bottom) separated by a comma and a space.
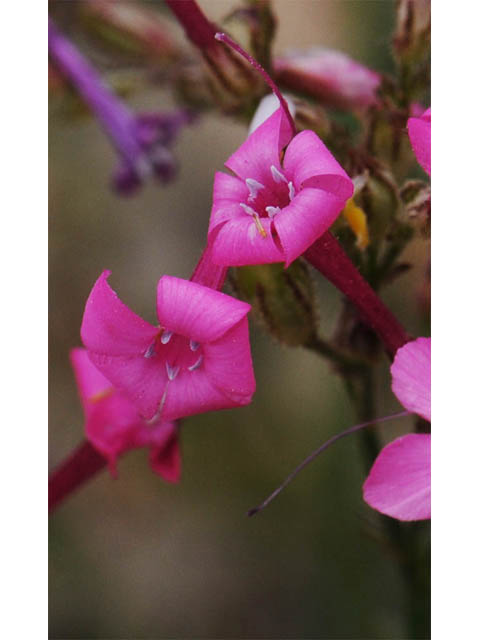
231, 262, 316, 347
394, 0, 431, 62
274, 48, 381, 110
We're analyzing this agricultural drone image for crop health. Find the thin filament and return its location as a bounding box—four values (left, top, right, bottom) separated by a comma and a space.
247, 410, 411, 516
214, 32, 296, 136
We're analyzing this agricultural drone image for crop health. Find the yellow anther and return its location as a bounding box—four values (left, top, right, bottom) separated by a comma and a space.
343, 198, 369, 249
89, 388, 114, 404
254, 214, 268, 238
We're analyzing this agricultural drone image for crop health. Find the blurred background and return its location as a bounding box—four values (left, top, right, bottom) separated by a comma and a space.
49, 1, 429, 637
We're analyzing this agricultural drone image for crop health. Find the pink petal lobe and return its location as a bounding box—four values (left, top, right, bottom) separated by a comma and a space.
208, 201, 246, 233
86, 393, 144, 476
156, 276, 251, 343
391, 337, 431, 421
212, 171, 249, 203
283, 130, 353, 200
225, 109, 292, 185
407, 108, 431, 175
149, 428, 181, 482
273, 188, 344, 266
88, 352, 168, 420
70, 347, 112, 412
81, 271, 157, 356
203, 317, 256, 403
209, 216, 284, 266
161, 368, 242, 421
363, 434, 431, 521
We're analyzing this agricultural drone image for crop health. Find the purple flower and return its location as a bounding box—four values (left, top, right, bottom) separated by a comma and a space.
48, 18, 192, 195
208, 107, 353, 267
407, 107, 431, 176
274, 48, 381, 110
70, 347, 181, 480
80, 272, 255, 422
363, 337, 431, 521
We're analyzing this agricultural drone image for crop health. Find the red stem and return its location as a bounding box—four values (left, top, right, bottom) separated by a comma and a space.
305, 232, 410, 357
190, 242, 228, 290
49, 441, 106, 513
164, 0, 219, 51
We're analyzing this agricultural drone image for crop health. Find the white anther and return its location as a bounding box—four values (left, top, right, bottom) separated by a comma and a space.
144, 344, 156, 359
160, 330, 173, 344
271, 165, 287, 184
240, 203, 258, 216
266, 206, 281, 218
188, 355, 204, 372
190, 340, 200, 352
288, 181, 296, 201
246, 178, 265, 200
166, 362, 180, 381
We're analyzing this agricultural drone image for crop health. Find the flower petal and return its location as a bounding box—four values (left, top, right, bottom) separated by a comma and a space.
70, 347, 113, 412
161, 368, 242, 421
149, 426, 181, 482
407, 108, 431, 176
273, 187, 345, 266
363, 434, 431, 521
283, 130, 353, 200
391, 337, 431, 421
156, 276, 251, 343
209, 216, 284, 266
212, 171, 249, 204
208, 201, 246, 234
81, 271, 157, 356
86, 393, 143, 476
225, 109, 292, 185
203, 317, 256, 403
88, 352, 168, 420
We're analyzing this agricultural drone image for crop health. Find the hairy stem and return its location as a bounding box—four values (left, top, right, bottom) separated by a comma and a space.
304, 232, 410, 358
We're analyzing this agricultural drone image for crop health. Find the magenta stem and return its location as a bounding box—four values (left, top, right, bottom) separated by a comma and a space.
164, 0, 219, 51
190, 242, 228, 291
215, 32, 296, 136
304, 232, 410, 357
248, 410, 411, 516
49, 441, 106, 513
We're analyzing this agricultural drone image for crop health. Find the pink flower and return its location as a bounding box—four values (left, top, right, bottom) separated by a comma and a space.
407, 107, 431, 176
363, 337, 431, 521
70, 347, 181, 480
208, 108, 353, 267
274, 48, 381, 109
81, 271, 255, 422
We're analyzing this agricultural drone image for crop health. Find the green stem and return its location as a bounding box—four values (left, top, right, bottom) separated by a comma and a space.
344, 367, 429, 638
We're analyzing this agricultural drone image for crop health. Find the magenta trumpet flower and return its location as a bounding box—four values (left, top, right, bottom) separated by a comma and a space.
407, 107, 431, 176
81, 272, 255, 422
208, 107, 353, 267
363, 337, 431, 521
70, 348, 180, 480
48, 18, 191, 194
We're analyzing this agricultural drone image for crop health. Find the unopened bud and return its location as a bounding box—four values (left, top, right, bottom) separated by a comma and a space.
274, 48, 381, 110
232, 262, 316, 347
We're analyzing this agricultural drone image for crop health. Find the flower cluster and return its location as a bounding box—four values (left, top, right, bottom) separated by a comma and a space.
52, 4, 430, 532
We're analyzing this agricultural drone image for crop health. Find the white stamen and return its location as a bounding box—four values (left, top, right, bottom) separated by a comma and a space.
246, 178, 265, 200
188, 355, 204, 372
144, 343, 156, 358
160, 330, 173, 344
271, 165, 287, 184
266, 206, 282, 218
240, 203, 258, 217
190, 340, 200, 351
145, 388, 168, 425
166, 362, 180, 381
288, 181, 296, 201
